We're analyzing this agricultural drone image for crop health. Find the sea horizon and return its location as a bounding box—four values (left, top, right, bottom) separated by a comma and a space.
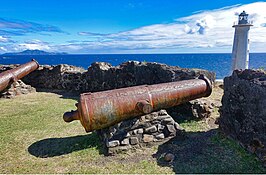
1, 52, 265, 79
3, 52, 266, 55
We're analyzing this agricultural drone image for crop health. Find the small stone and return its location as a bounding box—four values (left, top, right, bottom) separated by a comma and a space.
158, 110, 168, 116
157, 115, 171, 120
133, 128, 144, 135
121, 138, 129, 145
155, 133, 165, 139
164, 153, 175, 162
137, 128, 144, 134
145, 126, 157, 133
174, 122, 183, 130
125, 132, 131, 137
140, 116, 146, 121
109, 127, 117, 133
106, 140, 120, 148
130, 137, 139, 145
107, 132, 114, 139
157, 124, 165, 131
167, 125, 176, 133
151, 120, 160, 125
143, 134, 154, 143
163, 118, 174, 124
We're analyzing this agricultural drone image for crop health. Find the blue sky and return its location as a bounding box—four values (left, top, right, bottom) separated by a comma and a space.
0, 0, 265, 53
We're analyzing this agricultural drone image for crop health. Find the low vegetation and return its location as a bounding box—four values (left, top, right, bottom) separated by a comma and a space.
0, 90, 265, 173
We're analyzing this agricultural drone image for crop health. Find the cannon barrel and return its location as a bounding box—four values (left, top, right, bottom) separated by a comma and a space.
63, 75, 212, 132
0, 59, 39, 92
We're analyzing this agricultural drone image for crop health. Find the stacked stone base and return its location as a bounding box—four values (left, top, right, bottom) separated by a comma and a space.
219, 69, 266, 166
97, 110, 185, 155
0, 80, 36, 98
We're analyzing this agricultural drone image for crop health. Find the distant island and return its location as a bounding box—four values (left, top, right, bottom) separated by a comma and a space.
2, 49, 68, 55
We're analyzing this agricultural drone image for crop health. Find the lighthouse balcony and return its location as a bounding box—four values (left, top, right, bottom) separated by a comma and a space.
233, 21, 253, 27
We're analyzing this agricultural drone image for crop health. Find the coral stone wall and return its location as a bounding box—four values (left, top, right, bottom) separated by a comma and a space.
22, 61, 215, 93
219, 69, 266, 165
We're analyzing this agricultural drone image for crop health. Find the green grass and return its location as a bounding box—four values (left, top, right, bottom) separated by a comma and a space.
0, 92, 265, 173
177, 120, 265, 173
0, 92, 173, 174
179, 120, 209, 132
209, 134, 265, 173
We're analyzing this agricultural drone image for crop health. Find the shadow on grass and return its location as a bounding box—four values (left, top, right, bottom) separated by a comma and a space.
35, 88, 80, 100
166, 103, 202, 123
28, 132, 104, 158
153, 129, 265, 174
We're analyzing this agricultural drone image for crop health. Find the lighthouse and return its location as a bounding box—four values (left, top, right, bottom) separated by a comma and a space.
231, 11, 253, 71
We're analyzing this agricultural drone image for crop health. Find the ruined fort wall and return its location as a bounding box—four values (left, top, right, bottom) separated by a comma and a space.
20, 61, 215, 93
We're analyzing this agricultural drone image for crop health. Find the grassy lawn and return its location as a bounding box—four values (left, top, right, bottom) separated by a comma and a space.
0, 91, 265, 173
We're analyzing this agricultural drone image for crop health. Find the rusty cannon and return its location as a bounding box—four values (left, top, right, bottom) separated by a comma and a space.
63, 75, 212, 132
0, 59, 39, 92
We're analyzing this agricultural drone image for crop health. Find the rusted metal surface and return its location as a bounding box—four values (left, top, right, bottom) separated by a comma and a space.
63, 75, 212, 132
136, 100, 153, 114
0, 59, 39, 92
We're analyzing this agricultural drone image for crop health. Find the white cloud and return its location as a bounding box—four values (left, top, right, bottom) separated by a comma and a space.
0, 39, 54, 53
72, 1, 266, 53
0, 46, 7, 51
18, 44, 50, 51
0, 36, 10, 42
17, 39, 51, 51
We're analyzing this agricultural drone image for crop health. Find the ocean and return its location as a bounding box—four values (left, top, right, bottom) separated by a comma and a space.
0, 53, 265, 79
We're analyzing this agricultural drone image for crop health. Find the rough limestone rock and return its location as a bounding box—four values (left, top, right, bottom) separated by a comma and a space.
97, 110, 185, 155
21, 64, 86, 91
22, 61, 215, 93
167, 98, 221, 121
0, 80, 36, 98
219, 69, 266, 165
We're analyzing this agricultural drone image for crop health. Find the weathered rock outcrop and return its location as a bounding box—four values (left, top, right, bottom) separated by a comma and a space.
167, 99, 216, 120
22, 61, 215, 93
219, 69, 266, 165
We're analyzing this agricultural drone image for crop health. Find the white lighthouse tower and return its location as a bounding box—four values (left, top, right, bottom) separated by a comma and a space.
231, 11, 253, 71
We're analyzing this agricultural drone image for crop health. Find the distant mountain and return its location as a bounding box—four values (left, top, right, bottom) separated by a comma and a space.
2, 49, 68, 55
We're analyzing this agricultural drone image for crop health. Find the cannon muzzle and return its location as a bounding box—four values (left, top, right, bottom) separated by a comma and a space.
0, 59, 39, 92
63, 75, 212, 132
